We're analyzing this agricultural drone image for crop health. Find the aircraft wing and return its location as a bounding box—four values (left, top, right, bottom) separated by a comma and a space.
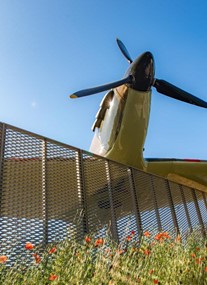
146, 158, 207, 193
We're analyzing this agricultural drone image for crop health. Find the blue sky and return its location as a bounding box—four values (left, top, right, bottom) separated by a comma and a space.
1, 0, 207, 159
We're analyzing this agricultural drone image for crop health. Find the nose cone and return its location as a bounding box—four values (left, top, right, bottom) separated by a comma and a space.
127, 52, 155, 91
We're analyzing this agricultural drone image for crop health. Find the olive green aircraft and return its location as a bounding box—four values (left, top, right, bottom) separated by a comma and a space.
70, 39, 207, 193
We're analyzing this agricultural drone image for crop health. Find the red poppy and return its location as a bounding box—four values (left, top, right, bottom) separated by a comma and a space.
153, 279, 159, 284
118, 249, 124, 255
0, 255, 7, 263
195, 258, 203, 264
126, 235, 132, 241
33, 253, 41, 264
154, 233, 161, 241
85, 236, 91, 243
49, 247, 57, 254
49, 274, 58, 281
143, 249, 151, 255
175, 235, 181, 242
144, 231, 151, 238
131, 230, 135, 236
95, 238, 104, 247
154, 232, 170, 241
25, 242, 34, 250
162, 232, 171, 239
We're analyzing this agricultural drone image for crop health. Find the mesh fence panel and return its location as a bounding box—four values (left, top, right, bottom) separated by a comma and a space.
133, 171, 160, 234
1, 127, 44, 263
45, 142, 82, 242
169, 182, 192, 234
154, 178, 178, 235
0, 122, 207, 264
82, 153, 111, 235
107, 162, 138, 241
182, 186, 200, 229
198, 192, 207, 232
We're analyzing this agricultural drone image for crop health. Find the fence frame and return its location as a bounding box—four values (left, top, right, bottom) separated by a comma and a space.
0, 121, 207, 263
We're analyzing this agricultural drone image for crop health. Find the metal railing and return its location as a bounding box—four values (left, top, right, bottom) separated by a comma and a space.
0, 122, 207, 263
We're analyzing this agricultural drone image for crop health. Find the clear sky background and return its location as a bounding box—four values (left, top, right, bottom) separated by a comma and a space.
1, 0, 207, 160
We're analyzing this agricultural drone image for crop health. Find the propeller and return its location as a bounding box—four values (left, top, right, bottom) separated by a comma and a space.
153, 79, 207, 108
70, 76, 133, 98
116, 38, 133, 64
69, 39, 207, 109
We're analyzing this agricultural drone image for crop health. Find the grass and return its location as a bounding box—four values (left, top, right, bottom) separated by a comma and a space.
0, 230, 207, 284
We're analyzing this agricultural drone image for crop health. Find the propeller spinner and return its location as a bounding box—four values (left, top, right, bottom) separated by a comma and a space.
69, 39, 207, 109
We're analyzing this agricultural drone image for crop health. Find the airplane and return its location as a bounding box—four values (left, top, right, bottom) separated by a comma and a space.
70, 39, 207, 193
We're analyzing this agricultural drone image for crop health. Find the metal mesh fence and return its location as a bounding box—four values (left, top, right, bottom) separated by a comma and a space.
0, 122, 207, 264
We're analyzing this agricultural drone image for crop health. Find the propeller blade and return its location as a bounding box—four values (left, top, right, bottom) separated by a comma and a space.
116, 38, 133, 64
153, 79, 207, 109
70, 75, 133, 99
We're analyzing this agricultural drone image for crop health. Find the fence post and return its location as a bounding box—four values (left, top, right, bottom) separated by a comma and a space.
105, 161, 119, 242
77, 150, 89, 238
166, 181, 180, 234
192, 189, 206, 237
179, 185, 193, 233
0, 123, 6, 217
42, 138, 48, 245
150, 176, 162, 232
127, 168, 142, 235
202, 192, 207, 212
202, 193, 207, 236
